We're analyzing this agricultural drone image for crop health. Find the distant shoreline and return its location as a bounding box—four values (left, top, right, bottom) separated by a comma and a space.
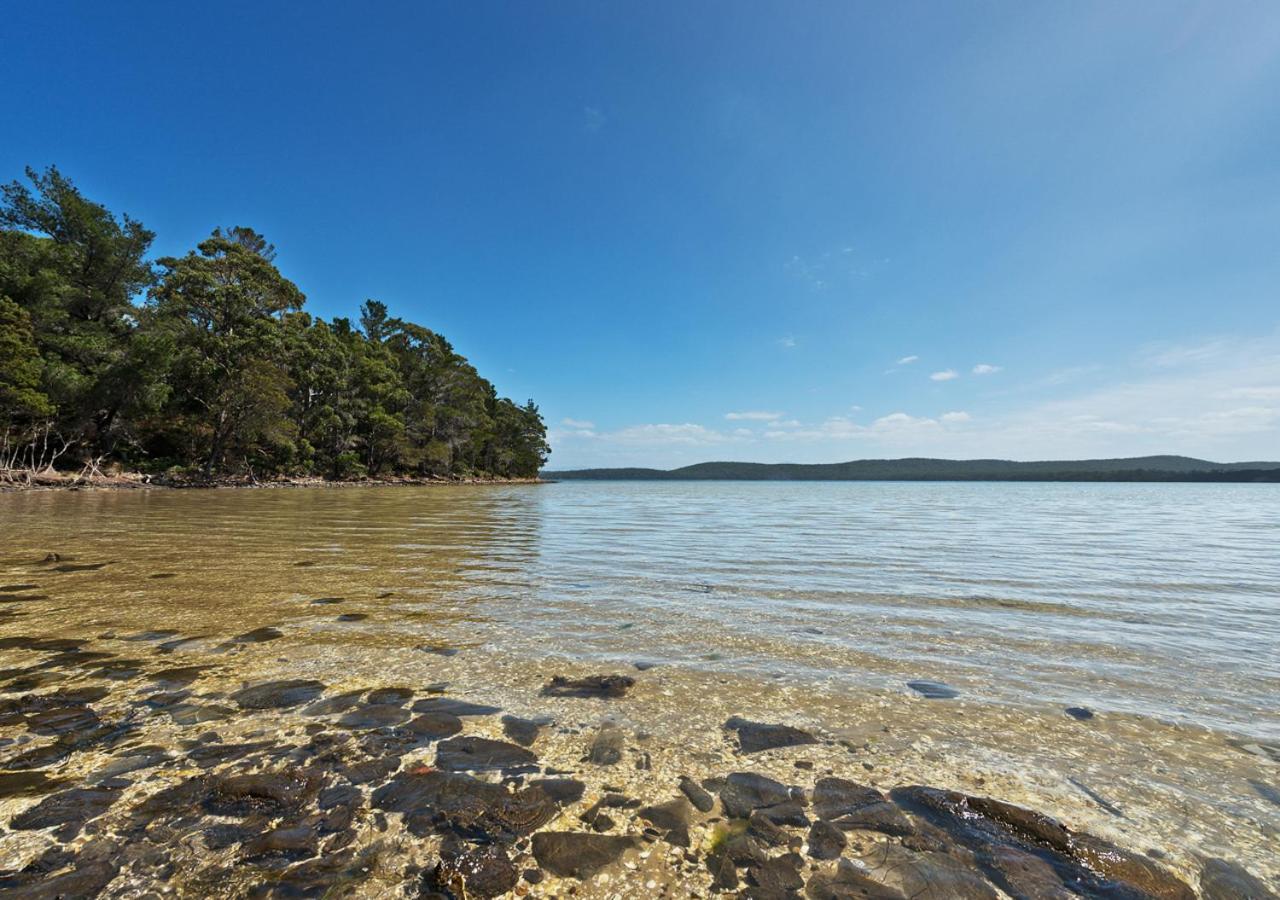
545, 454, 1280, 483
0, 472, 546, 493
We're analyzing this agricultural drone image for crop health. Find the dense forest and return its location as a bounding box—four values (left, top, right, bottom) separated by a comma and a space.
549, 455, 1280, 482
0, 166, 548, 484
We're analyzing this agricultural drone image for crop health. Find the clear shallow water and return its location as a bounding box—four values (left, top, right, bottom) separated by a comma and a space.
2, 481, 1279, 894
2, 480, 1277, 738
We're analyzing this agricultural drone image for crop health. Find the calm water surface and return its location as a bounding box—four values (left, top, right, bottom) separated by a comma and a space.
3, 480, 1280, 894
3, 480, 1277, 738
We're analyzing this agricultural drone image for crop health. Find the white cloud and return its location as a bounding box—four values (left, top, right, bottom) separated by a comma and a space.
778, 335, 797, 349
897, 355, 919, 365
608, 423, 729, 445
930, 369, 959, 381
725, 411, 783, 421
561, 417, 595, 429
582, 106, 606, 132
548, 332, 1280, 467
972, 363, 1002, 375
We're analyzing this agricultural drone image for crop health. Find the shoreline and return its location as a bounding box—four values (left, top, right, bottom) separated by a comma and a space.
1, 627, 1274, 898
0, 471, 546, 494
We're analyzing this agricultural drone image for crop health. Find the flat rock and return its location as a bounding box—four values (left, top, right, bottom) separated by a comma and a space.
892, 786, 1195, 900
412, 697, 501, 717
405, 711, 464, 741
724, 715, 818, 753
541, 674, 635, 699
907, 680, 959, 699
815, 777, 913, 835
532, 777, 586, 805
11, 785, 122, 839
808, 819, 848, 859
229, 626, 283, 643
231, 679, 325, 709
501, 714, 543, 747
365, 687, 414, 705
639, 797, 692, 832
373, 770, 554, 839
718, 771, 793, 818
588, 723, 625, 765
531, 831, 636, 878
436, 736, 538, 772
807, 859, 908, 899
432, 844, 518, 898
338, 704, 411, 729
1199, 858, 1278, 900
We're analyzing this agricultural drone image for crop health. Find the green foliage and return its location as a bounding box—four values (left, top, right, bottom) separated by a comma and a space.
0, 166, 548, 479
0, 296, 52, 424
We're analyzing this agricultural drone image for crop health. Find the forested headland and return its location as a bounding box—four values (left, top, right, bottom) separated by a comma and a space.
0, 166, 548, 487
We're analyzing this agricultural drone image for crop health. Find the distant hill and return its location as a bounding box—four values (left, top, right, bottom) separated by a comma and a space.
545, 455, 1280, 482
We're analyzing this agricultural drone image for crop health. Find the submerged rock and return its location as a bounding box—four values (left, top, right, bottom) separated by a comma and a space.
680, 775, 716, 812
907, 680, 960, 699
1064, 706, 1094, 721
501, 714, 543, 747
405, 711, 464, 741
808, 819, 848, 859
365, 686, 414, 705
892, 786, 1195, 900
814, 777, 914, 836
531, 831, 636, 878
231, 679, 325, 709
0, 858, 120, 899
203, 769, 319, 817
588, 723, 625, 765
436, 736, 538, 772
0, 770, 67, 798
1198, 858, 1278, 900
541, 674, 635, 699
533, 777, 586, 805
807, 859, 908, 899
724, 715, 818, 753
228, 626, 283, 644
717, 771, 793, 818
338, 703, 410, 729
431, 844, 519, 899
148, 664, 216, 687
372, 769, 555, 839
10, 785, 122, 840
304, 689, 366, 717
412, 697, 501, 717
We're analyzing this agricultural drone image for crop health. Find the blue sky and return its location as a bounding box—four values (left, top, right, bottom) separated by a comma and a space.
5, 2, 1279, 467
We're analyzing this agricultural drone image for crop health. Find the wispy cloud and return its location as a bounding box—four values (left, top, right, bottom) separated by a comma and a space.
608, 423, 729, 445
549, 332, 1280, 467
582, 106, 606, 133
778, 335, 797, 349
561, 417, 595, 429
971, 363, 1002, 375
897, 355, 919, 365
930, 369, 959, 382
725, 411, 783, 421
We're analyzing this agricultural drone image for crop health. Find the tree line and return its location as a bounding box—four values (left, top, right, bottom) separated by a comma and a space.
0, 166, 548, 482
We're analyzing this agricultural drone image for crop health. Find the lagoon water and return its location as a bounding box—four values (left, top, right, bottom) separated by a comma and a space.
7, 481, 1274, 735
2, 481, 1278, 894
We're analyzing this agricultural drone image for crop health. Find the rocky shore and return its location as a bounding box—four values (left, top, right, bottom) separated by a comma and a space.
1, 604, 1275, 898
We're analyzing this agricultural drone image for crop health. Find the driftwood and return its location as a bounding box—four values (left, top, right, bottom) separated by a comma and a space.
0, 423, 73, 485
